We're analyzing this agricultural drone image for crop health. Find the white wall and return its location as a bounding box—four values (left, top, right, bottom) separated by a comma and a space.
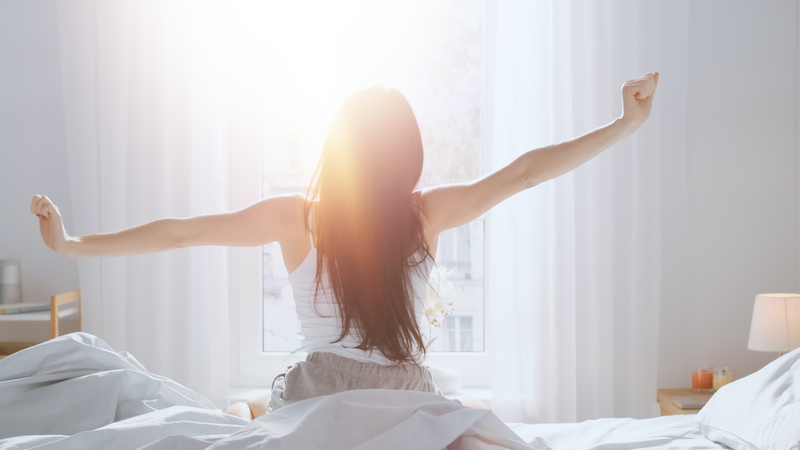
0, 0, 79, 340
657, 1, 796, 388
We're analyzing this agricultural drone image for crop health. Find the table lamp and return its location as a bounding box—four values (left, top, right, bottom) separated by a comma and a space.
747, 293, 800, 357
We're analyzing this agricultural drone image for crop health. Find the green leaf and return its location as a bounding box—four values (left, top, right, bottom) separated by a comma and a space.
426, 337, 438, 349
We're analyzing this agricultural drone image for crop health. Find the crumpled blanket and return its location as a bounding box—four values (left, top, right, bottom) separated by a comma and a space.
0, 333, 531, 450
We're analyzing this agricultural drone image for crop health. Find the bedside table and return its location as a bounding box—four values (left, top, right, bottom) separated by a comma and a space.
657, 388, 713, 416
0, 290, 81, 359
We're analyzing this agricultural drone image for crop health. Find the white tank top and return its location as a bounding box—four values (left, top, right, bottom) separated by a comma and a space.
288, 232, 434, 365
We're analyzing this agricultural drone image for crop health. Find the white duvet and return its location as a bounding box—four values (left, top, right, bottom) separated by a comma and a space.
0, 333, 726, 450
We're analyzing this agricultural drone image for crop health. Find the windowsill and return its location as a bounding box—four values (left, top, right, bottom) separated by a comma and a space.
229, 386, 492, 408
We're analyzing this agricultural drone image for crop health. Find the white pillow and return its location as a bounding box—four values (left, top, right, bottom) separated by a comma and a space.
696, 347, 800, 450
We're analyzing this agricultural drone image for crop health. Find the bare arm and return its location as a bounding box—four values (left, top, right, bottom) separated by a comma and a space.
31, 193, 305, 257
420, 72, 659, 234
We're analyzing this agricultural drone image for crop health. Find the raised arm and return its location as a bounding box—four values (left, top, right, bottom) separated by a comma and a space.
31, 193, 305, 257
419, 72, 658, 234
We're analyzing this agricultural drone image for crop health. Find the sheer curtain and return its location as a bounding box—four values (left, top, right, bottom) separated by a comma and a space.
489, 0, 689, 423
56, 1, 262, 408
54, 0, 691, 415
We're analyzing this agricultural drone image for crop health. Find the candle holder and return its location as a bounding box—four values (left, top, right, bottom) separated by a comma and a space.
712, 366, 734, 391
691, 365, 713, 392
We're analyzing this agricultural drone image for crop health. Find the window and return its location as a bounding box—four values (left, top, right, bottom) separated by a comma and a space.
443, 316, 473, 352
232, 0, 491, 387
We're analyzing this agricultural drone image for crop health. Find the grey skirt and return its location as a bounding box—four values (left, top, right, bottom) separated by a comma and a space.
268, 351, 453, 412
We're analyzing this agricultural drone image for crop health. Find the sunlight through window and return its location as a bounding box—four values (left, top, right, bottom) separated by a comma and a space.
250, 0, 486, 353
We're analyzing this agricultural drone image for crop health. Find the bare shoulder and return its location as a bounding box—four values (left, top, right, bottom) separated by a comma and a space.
254, 193, 309, 263
233, 192, 309, 244
415, 184, 461, 234
245, 192, 306, 217
271, 193, 310, 238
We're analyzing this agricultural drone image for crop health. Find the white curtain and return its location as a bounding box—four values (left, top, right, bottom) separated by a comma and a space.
54, 0, 692, 416
56, 1, 261, 408
489, 0, 689, 423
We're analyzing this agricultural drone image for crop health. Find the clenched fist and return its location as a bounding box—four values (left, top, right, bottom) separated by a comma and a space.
620, 72, 659, 131
31, 195, 70, 255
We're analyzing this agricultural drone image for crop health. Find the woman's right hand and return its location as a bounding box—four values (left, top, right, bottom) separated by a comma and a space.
31, 195, 70, 256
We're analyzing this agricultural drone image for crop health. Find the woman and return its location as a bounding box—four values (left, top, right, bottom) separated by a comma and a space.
31, 73, 658, 420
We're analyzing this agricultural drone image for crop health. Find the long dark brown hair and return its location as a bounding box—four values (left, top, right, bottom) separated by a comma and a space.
305, 85, 431, 365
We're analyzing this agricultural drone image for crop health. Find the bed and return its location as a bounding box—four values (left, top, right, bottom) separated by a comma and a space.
0, 333, 797, 450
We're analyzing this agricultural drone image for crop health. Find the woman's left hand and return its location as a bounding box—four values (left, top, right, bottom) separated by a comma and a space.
619, 72, 659, 131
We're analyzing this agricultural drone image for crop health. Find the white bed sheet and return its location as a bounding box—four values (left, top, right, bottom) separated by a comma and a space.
509, 415, 727, 449
0, 333, 726, 450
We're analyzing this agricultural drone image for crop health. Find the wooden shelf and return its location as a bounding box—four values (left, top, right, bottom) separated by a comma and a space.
0, 306, 79, 321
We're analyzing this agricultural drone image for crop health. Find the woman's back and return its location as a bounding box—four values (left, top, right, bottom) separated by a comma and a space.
288, 229, 434, 365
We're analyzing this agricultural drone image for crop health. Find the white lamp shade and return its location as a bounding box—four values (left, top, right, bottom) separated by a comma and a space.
747, 293, 800, 352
